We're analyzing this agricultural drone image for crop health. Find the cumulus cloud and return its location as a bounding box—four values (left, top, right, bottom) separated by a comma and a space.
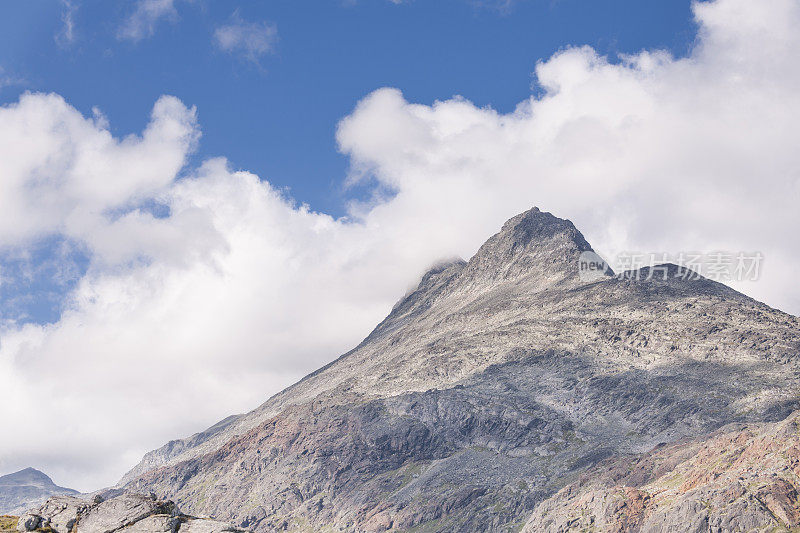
118, 0, 178, 42
213, 12, 277, 62
0, 93, 198, 250
338, 0, 800, 313
1, 0, 799, 491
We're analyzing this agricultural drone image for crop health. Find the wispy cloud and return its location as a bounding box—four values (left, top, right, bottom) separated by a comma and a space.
0, 66, 24, 91
213, 12, 278, 63
55, 0, 78, 48
118, 0, 178, 42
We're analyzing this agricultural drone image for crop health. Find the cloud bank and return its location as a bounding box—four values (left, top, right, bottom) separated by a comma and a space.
1, 0, 799, 491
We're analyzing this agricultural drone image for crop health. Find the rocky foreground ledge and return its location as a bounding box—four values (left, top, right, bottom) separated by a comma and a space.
12, 493, 245, 533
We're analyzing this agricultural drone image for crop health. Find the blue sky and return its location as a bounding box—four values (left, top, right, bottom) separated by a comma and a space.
0, 0, 696, 218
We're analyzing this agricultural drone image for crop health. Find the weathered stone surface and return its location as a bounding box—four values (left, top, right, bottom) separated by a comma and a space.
76, 493, 176, 533
120, 207, 800, 532
178, 519, 244, 533
14, 513, 39, 532
36, 495, 92, 533
118, 515, 179, 533
16, 494, 242, 533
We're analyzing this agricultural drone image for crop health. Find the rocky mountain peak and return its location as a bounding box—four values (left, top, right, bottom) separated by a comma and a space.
380, 208, 595, 331
496, 206, 592, 256
459, 207, 597, 288
372, 208, 609, 340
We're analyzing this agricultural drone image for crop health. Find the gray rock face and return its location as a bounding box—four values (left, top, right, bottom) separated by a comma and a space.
121, 207, 800, 531
177, 519, 244, 533
0, 468, 79, 515
117, 515, 179, 533
75, 494, 177, 533
14, 514, 40, 532
16, 493, 243, 533
16, 495, 91, 533
522, 411, 800, 532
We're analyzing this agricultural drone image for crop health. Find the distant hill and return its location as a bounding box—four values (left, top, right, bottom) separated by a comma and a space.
0, 468, 78, 515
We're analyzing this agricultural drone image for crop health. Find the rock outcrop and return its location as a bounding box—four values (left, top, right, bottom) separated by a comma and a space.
523, 410, 800, 532
0, 469, 79, 516
16, 495, 91, 533
120, 207, 800, 531
16, 493, 244, 533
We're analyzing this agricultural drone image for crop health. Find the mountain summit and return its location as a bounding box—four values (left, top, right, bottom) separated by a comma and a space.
465, 206, 596, 282
0, 468, 78, 515
1, 468, 55, 487
121, 208, 800, 532
406, 207, 601, 299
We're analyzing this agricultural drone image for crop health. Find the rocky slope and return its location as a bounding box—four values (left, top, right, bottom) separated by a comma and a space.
0, 469, 78, 515
523, 411, 800, 532
121, 207, 800, 531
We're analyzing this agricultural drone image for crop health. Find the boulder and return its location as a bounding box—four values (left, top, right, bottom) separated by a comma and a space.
17, 495, 92, 533
15, 513, 40, 532
75, 493, 176, 533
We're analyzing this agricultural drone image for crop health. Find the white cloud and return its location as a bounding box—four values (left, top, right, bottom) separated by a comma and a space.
337, 0, 800, 314
55, 0, 78, 48
213, 12, 277, 62
0, 93, 198, 251
1, 0, 800, 491
118, 0, 178, 42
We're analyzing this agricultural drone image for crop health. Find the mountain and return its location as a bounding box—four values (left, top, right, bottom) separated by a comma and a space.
0, 468, 79, 515
121, 207, 800, 532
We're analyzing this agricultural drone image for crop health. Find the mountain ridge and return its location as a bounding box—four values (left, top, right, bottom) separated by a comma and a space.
119, 207, 607, 483
119, 207, 800, 532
